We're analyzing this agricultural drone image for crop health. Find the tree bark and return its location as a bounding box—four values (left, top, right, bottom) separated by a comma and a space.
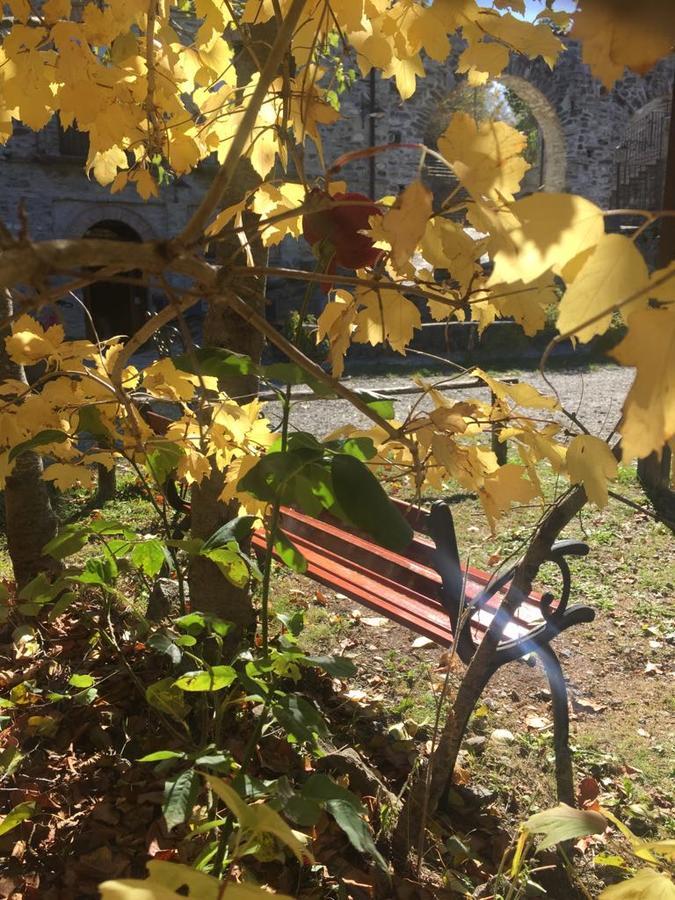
0, 290, 61, 589
187, 287, 265, 637
186, 22, 276, 648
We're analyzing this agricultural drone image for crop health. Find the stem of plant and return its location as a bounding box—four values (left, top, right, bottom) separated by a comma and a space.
259, 269, 318, 654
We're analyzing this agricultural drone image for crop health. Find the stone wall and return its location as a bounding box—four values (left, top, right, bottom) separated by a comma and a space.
1, 38, 673, 336
0, 118, 211, 338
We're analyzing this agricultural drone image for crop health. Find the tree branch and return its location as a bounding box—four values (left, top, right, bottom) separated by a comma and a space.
177, 0, 308, 247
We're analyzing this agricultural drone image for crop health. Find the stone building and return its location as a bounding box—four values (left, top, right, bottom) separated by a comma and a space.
0, 36, 673, 335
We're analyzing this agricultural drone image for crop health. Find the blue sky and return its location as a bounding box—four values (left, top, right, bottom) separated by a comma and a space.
522, 0, 577, 18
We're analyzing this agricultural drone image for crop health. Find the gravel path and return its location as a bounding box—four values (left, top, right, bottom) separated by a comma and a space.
267, 363, 634, 441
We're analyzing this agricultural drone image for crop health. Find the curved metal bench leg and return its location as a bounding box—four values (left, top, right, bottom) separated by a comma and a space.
536, 644, 575, 806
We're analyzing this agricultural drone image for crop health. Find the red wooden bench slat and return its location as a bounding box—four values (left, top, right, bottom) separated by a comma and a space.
252, 505, 546, 648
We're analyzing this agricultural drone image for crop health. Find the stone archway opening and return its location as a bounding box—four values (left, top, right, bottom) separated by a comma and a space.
498, 73, 566, 193
83, 220, 148, 341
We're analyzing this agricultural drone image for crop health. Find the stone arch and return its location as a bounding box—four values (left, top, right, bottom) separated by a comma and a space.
498, 73, 566, 192
64, 203, 156, 241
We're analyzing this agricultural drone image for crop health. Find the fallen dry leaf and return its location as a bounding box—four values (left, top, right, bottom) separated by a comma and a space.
572, 697, 607, 714
361, 617, 390, 628
525, 715, 552, 730
578, 776, 600, 807
411, 636, 435, 649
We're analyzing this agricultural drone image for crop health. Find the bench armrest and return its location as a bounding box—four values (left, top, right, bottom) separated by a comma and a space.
551, 540, 589, 558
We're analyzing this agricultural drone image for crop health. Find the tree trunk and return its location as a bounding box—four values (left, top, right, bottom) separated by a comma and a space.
0, 290, 61, 589
187, 288, 265, 636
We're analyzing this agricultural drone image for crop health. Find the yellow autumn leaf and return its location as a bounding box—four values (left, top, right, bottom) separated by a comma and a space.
571, 0, 675, 89
611, 305, 675, 462
474, 368, 559, 410
43, 463, 96, 492
566, 435, 618, 508
438, 112, 529, 202
420, 218, 482, 295
557, 234, 650, 343
89, 146, 128, 186
205, 198, 249, 238
132, 168, 159, 201
5, 316, 65, 365
598, 867, 675, 900
457, 40, 510, 85
371, 181, 432, 271
353, 287, 421, 354
488, 274, 559, 336
251, 182, 305, 246
316, 289, 357, 378
142, 359, 196, 403
383, 53, 425, 100
483, 193, 606, 286
481, 464, 540, 531
42, 0, 71, 23
476, 11, 563, 68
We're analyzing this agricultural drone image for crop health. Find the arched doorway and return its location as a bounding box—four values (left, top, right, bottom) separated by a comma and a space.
83, 220, 148, 341
498, 74, 566, 193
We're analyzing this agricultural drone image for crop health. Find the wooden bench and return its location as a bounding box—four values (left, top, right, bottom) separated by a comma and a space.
140, 405, 595, 803
250, 501, 594, 806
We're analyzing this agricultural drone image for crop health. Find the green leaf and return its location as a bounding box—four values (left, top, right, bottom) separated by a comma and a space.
9, 429, 67, 462
148, 631, 182, 665
138, 750, 187, 763
273, 532, 307, 573
173, 666, 237, 692
146, 677, 189, 720
524, 803, 606, 849
76, 404, 110, 439
284, 793, 322, 827
42, 527, 90, 560
276, 611, 304, 637
355, 390, 395, 420
68, 674, 94, 689
340, 437, 377, 461
0, 800, 37, 836
201, 516, 256, 552
175, 347, 255, 380
237, 448, 323, 504
47, 590, 76, 622
272, 694, 328, 745
74, 555, 118, 586
163, 768, 200, 831
330, 453, 412, 551
301, 655, 357, 678
146, 442, 184, 486
200, 546, 250, 587
174, 612, 207, 635
194, 752, 232, 771
302, 774, 388, 869
131, 539, 169, 577
262, 362, 333, 397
